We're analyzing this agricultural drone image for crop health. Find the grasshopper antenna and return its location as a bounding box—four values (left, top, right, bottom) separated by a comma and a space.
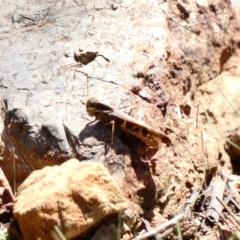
80, 73, 89, 105
87, 74, 89, 101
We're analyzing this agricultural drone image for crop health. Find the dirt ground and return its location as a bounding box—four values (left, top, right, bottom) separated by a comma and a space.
151, 50, 240, 239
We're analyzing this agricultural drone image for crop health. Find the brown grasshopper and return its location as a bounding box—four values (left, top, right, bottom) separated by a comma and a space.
86, 97, 172, 148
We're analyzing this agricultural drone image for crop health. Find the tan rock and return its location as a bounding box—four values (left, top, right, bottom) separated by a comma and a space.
13, 159, 128, 240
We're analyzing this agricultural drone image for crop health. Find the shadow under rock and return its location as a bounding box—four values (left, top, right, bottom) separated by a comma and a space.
225, 129, 240, 174
128, 138, 158, 210
79, 121, 118, 154
79, 121, 158, 210
78, 121, 128, 176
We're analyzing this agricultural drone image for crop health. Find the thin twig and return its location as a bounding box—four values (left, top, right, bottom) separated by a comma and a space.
216, 196, 240, 231
212, 207, 236, 232
133, 213, 185, 240
12, 147, 16, 195
196, 101, 200, 129
133, 192, 203, 240
229, 197, 240, 211
155, 228, 174, 240
200, 132, 208, 189
223, 212, 240, 234
5, 129, 34, 172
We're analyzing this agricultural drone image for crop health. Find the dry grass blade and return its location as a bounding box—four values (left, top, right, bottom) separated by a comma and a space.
211, 72, 240, 116
52, 226, 67, 240
176, 220, 183, 240
200, 100, 240, 152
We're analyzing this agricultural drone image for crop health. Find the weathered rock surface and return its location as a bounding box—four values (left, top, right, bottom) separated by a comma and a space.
13, 159, 129, 240
0, 0, 240, 229
196, 74, 240, 175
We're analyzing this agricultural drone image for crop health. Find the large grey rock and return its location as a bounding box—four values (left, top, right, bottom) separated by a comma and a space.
0, 0, 239, 221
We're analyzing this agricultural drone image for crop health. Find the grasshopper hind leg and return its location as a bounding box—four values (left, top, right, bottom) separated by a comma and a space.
104, 120, 115, 145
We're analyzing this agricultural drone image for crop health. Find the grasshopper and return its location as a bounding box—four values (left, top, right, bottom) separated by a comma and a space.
86, 97, 172, 148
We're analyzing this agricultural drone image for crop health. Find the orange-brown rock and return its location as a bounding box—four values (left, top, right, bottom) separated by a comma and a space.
0, 168, 15, 223
13, 159, 128, 240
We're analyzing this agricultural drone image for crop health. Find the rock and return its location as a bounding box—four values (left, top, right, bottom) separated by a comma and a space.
224, 125, 240, 173
91, 223, 117, 240
0, 0, 240, 231
13, 159, 128, 240
0, 167, 15, 223
0, 0, 238, 179
227, 175, 240, 201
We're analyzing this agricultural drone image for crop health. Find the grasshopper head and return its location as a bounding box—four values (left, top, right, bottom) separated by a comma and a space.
86, 97, 99, 116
